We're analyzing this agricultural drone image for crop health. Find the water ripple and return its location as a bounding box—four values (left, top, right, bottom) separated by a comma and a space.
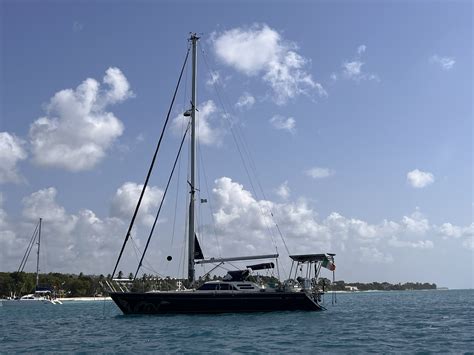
1, 290, 473, 353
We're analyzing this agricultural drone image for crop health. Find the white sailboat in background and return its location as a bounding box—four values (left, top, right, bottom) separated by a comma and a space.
1, 218, 62, 306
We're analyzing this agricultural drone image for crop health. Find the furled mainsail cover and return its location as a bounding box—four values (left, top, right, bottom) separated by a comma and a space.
246, 262, 275, 271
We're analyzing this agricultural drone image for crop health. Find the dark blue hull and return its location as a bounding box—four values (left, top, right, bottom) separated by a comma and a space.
110, 291, 324, 314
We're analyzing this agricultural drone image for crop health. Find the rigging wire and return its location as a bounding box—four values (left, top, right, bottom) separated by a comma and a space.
193, 83, 209, 276
170, 53, 190, 251
112, 44, 191, 278
275, 258, 281, 280
169, 125, 184, 251
198, 48, 260, 201
17, 220, 40, 272
178, 206, 188, 279
200, 42, 291, 278
198, 142, 222, 257
198, 43, 291, 283
134, 123, 191, 280
195, 105, 202, 245
198, 43, 287, 258
232, 123, 291, 256
129, 235, 145, 268
178, 135, 192, 279
140, 262, 163, 278
171, 117, 187, 277
129, 235, 163, 278
15, 220, 40, 296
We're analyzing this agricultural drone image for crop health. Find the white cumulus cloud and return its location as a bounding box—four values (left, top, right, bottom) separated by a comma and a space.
269, 115, 296, 134
305, 167, 335, 179
206, 179, 460, 260
388, 236, 434, 249
172, 100, 225, 146
338, 44, 378, 82
22, 187, 68, 222
322, 212, 426, 247
19, 187, 126, 274
0, 186, 167, 274
212, 24, 326, 105
437, 222, 474, 239
430, 55, 456, 70
235, 92, 256, 110
206, 70, 220, 86
0, 132, 27, 184
343, 61, 364, 78
276, 181, 290, 199
401, 209, 430, 235
209, 177, 332, 256
407, 169, 435, 188
102, 67, 134, 105
2, 180, 472, 276
29, 67, 133, 171
110, 182, 164, 227
0, 194, 21, 269
207, 179, 438, 258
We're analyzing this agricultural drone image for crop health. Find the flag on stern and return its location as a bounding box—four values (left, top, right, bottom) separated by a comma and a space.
321, 257, 336, 271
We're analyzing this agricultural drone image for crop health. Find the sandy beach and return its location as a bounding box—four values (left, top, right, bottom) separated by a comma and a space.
58, 297, 112, 301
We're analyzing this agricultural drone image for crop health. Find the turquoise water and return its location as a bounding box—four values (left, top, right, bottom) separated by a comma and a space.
1, 290, 473, 353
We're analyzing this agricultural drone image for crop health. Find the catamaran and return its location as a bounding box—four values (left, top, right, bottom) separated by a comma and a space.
107, 34, 336, 314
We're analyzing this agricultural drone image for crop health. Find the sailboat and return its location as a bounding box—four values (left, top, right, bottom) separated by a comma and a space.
2, 218, 62, 305
107, 34, 336, 314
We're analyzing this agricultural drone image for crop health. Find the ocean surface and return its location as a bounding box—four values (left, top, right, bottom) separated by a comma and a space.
1, 289, 473, 353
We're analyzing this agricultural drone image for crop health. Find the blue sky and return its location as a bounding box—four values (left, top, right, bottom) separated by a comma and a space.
0, 0, 472, 288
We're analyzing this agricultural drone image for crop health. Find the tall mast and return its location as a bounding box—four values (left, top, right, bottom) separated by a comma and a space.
188, 33, 199, 283
36, 217, 42, 289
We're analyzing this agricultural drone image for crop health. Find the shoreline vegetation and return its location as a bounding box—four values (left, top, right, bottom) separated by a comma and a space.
0, 271, 439, 298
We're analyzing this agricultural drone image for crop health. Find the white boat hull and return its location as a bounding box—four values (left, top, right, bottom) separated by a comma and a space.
1, 298, 62, 306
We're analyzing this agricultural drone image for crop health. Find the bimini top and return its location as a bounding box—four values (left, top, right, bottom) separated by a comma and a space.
289, 254, 335, 262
